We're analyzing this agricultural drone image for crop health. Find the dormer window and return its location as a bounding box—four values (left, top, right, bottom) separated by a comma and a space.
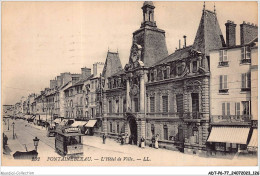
219, 50, 228, 66
192, 61, 198, 73
150, 71, 154, 82
163, 68, 167, 79
154, 69, 157, 81
241, 46, 251, 64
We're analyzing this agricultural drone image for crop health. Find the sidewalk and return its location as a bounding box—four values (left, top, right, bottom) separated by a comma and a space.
3, 129, 26, 158
82, 135, 168, 155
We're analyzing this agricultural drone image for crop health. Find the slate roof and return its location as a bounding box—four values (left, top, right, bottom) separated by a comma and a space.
102, 51, 122, 78
152, 9, 225, 67
193, 10, 225, 56
152, 46, 192, 66
110, 69, 126, 77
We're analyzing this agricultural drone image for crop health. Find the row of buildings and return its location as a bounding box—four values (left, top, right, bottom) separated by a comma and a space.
5, 2, 258, 155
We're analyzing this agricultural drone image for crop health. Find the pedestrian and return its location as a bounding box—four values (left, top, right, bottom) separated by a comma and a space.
102, 134, 106, 144
155, 134, 159, 149
120, 135, 124, 145
152, 135, 155, 148
125, 133, 129, 144
141, 136, 145, 148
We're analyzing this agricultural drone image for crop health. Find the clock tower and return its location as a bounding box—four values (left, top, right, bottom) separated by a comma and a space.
128, 1, 168, 68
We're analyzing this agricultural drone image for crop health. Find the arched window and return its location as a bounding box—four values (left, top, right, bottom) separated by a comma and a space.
163, 124, 168, 140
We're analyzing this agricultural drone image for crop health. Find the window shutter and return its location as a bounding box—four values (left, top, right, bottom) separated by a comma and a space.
219, 50, 223, 62
242, 73, 245, 88
222, 103, 225, 116
236, 102, 240, 115
247, 73, 251, 88
223, 50, 227, 61
220, 75, 223, 90
227, 103, 230, 115
224, 75, 228, 89
241, 47, 245, 60
246, 47, 251, 59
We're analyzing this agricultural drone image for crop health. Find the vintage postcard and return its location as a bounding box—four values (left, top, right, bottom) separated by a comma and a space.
1, 1, 259, 168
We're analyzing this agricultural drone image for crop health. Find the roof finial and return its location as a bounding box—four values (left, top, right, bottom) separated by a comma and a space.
214, 3, 216, 14
203, 1, 205, 11
108, 46, 109, 52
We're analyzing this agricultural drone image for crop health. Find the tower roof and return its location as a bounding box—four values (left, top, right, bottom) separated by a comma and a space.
102, 51, 122, 78
193, 9, 225, 56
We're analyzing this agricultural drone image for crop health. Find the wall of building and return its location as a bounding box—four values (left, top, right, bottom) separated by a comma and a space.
251, 46, 258, 120
210, 48, 251, 116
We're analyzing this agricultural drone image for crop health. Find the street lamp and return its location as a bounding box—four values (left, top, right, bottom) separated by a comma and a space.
33, 137, 40, 151
12, 122, 15, 139
8, 119, 9, 130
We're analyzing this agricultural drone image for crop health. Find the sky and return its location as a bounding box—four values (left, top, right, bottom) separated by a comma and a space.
2, 1, 258, 105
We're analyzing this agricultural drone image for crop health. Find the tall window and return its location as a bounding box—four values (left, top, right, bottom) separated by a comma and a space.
192, 61, 198, 72
176, 94, 183, 115
219, 75, 228, 93
241, 46, 251, 63
235, 102, 240, 116
241, 73, 251, 91
151, 124, 155, 136
117, 122, 119, 134
150, 72, 154, 82
162, 96, 168, 113
150, 97, 155, 113
123, 99, 126, 112
222, 102, 230, 116
134, 98, 139, 112
110, 122, 113, 133
115, 100, 119, 113
80, 97, 83, 106
109, 101, 112, 113
163, 69, 167, 79
242, 101, 250, 115
219, 50, 228, 66
163, 125, 168, 140
191, 93, 199, 113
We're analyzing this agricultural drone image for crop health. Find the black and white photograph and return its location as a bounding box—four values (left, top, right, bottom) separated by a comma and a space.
1, 0, 258, 171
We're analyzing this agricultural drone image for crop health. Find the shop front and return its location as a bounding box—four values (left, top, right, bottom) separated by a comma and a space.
207, 126, 250, 155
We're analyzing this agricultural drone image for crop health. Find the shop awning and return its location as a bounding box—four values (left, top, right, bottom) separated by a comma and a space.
29, 115, 36, 120
207, 126, 250, 144
248, 129, 258, 148
84, 120, 97, 127
71, 121, 88, 127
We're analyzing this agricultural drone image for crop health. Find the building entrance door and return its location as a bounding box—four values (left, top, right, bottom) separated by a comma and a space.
128, 116, 137, 145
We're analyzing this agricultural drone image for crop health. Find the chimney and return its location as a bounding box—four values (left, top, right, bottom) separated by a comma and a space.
93, 62, 104, 77
179, 40, 181, 49
183, 35, 187, 48
81, 67, 91, 78
240, 21, 258, 45
57, 76, 62, 87
225, 20, 237, 47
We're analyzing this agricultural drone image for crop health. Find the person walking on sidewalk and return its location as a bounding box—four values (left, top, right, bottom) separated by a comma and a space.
141, 136, 145, 149
155, 134, 159, 149
125, 133, 129, 144
102, 134, 106, 144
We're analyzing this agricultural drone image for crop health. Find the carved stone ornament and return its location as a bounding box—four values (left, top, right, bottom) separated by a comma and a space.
129, 84, 139, 97
186, 80, 201, 93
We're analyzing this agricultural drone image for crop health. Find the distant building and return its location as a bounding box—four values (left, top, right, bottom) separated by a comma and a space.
2, 105, 14, 117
